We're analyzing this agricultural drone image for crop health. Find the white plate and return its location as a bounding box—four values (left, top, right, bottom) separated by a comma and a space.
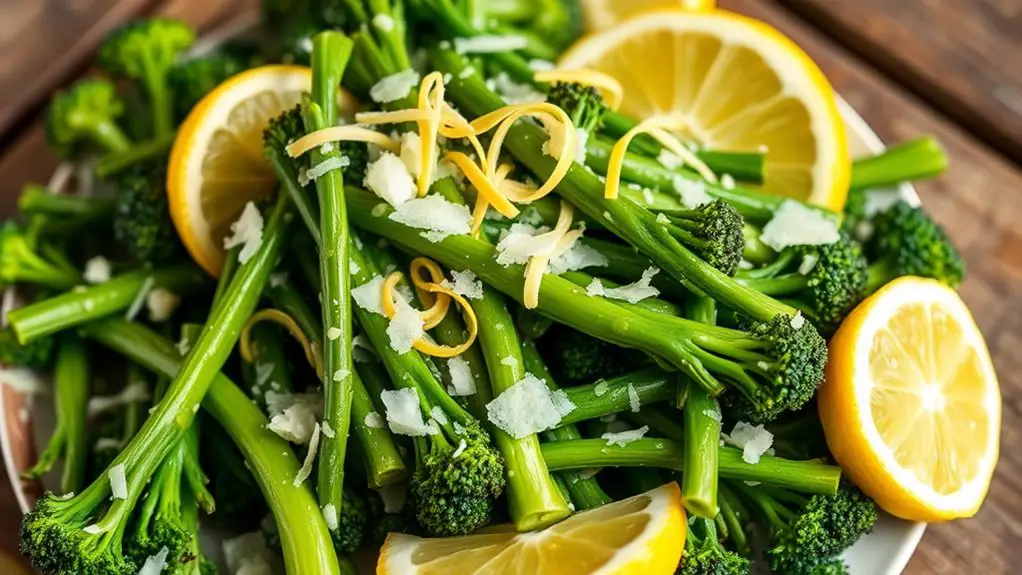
0, 17, 925, 574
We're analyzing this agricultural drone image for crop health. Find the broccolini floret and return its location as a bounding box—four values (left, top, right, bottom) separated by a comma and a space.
330, 490, 368, 554
677, 516, 750, 575
543, 325, 629, 385
0, 221, 80, 290
0, 327, 54, 369
45, 78, 132, 158
863, 200, 965, 292
98, 18, 196, 138
113, 162, 182, 265
547, 81, 606, 136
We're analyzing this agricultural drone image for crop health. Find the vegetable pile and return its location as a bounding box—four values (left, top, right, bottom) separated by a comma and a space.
3, 2, 965, 575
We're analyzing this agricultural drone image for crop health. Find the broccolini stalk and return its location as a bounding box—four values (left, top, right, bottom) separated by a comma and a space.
344, 187, 826, 422
0, 222, 81, 291
7, 264, 207, 344
681, 297, 721, 519
21, 334, 90, 495
94, 132, 176, 179
541, 438, 841, 495
432, 48, 799, 322
850, 136, 947, 190
45, 79, 133, 157
557, 369, 676, 426
90, 363, 149, 476
83, 319, 342, 575
521, 340, 613, 511
472, 284, 573, 530
18, 185, 114, 220
241, 322, 293, 412
304, 31, 357, 514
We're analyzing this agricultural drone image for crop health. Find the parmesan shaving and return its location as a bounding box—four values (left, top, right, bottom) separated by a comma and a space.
602, 425, 649, 447
586, 267, 661, 304
292, 423, 320, 486
371, 69, 421, 103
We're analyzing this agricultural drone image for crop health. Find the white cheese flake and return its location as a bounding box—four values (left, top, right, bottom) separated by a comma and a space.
726, 421, 774, 465
485, 374, 575, 439
83, 524, 103, 534
672, 176, 712, 209
306, 155, 349, 181
586, 267, 660, 304
381, 388, 438, 436
602, 425, 649, 447
798, 254, 819, 275
658, 150, 684, 169
352, 334, 376, 362
366, 152, 417, 208
627, 383, 641, 412
656, 213, 671, 225
352, 275, 386, 315
223, 202, 264, 264
224, 532, 275, 575
137, 546, 170, 575
389, 195, 472, 242
321, 421, 336, 438
720, 174, 736, 189
370, 69, 420, 103
372, 13, 395, 31
322, 504, 339, 531
83, 256, 111, 284
452, 438, 468, 458
759, 200, 840, 251
364, 411, 385, 428
487, 72, 545, 104
440, 269, 483, 299
332, 369, 350, 382
790, 311, 806, 330
88, 381, 150, 417
292, 423, 320, 486
327, 327, 342, 340
267, 397, 321, 445
500, 356, 518, 369
387, 295, 425, 353
703, 408, 722, 422
399, 131, 437, 180
593, 380, 609, 397
125, 276, 155, 321
108, 464, 127, 500
446, 356, 477, 396
574, 127, 589, 164
430, 405, 449, 426
527, 59, 555, 71
146, 288, 179, 322
454, 35, 528, 54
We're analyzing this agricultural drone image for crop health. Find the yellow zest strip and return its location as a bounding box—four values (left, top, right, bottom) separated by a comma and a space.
240, 309, 323, 377
469, 163, 515, 236
534, 69, 624, 111
605, 117, 717, 199
416, 72, 446, 197
379, 270, 479, 358
446, 152, 519, 218
485, 103, 576, 203
285, 126, 400, 158
408, 257, 451, 329
354, 109, 430, 125
522, 201, 575, 309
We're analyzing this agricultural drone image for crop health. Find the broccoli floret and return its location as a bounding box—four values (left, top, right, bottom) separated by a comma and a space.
863, 201, 964, 292
805, 557, 850, 575
363, 488, 416, 546
542, 325, 629, 384
733, 482, 878, 574
330, 490, 368, 554
98, 18, 196, 138
716, 314, 829, 423
168, 53, 245, 121
678, 516, 750, 575
0, 221, 80, 290
737, 232, 868, 332
766, 408, 831, 461
113, 162, 182, 265
339, 141, 369, 188
0, 327, 54, 369
666, 201, 746, 275
547, 81, 607, 135
45, 78, 133, 158
411, 421, 505, 537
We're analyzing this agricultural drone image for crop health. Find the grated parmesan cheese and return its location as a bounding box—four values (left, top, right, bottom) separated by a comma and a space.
88, 380, 150, 417
799, 254, 819, 275
574, 128, 589, 163
327, 327, 342, 340
306, 156, 349, 182
758, 200, 840, 251
322, 504, 339, 531
446, 356, 477, 396
108, 464, 127, 500
224, 202, 264, 264
381, 388, 438, 436
703, 407, 722, 422
370, 69, 421, 103
146, 288, 180, 322
593, 380, 609, 397
399, 132, 436, 180
352, 334, 376, 362
441, 269, 483, 299
726, 421, 774, 465
137, 546, 170, 575
389, 195, 472, 242
386, 295, 425, 353
352, 275, 387, 316
452, 438, 468, 458
372, 13, 395, 31
223, 532, 275, 575
627, 383, 641, 412
454, 35, 528, 54
720, 174, 736, 189
293, 423, 320, 486
658, 150, 683, 169
672, 176, 712, 209
83, 256, 111, 284
321, 421, 336, 438
485, 374, 575, 439
267, 399, 321, 445
487, 72, 545, 104
602, 425, 649, 447
366, 152, 417, 208
364, 411, 385, 428
500, 356, 518, 370
790, 311, 806, 330
586, 267, 660, 304
430, 405, 448, 426
528, 59, 555, 71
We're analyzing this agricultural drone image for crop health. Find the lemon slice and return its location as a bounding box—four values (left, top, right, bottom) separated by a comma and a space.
559, 9, 849, 211
167, 66, 357, 276
819, 277, 1001, 521
378, 482, 686, 575
581, 0, 716, 32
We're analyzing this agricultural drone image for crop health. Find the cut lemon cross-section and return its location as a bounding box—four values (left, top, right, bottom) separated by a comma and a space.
581, 0, 717, 32
820, 277, 1001, 522
378, 482, 686, 575
559, 9, 849, 211
168, 65, 357, 276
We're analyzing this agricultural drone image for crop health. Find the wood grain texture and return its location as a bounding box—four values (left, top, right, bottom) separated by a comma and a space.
775, 0, 1022, 166
720, 2, 1022, 572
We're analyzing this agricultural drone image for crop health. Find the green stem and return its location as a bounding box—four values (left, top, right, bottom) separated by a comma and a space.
541, 439, 841, 495
89, 119, 133, 153
850, 136, 947, 190
306, 30, 356, 514
522, 340, 612, 511
8, 264, 208, 344
94, 132, 176, 179
558, 368, 676, 426
681, 297, 721, 518
240, 322, 293, 412
85, 318, 341, 575
18, 185, 114, 219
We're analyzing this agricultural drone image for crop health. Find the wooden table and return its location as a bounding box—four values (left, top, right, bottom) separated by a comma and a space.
0, 0, 1019, 572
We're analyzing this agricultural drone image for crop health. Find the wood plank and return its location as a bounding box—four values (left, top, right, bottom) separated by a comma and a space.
0, 0, 153, 140
774, 0, 1022, 166
719, 1, 1022, 572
